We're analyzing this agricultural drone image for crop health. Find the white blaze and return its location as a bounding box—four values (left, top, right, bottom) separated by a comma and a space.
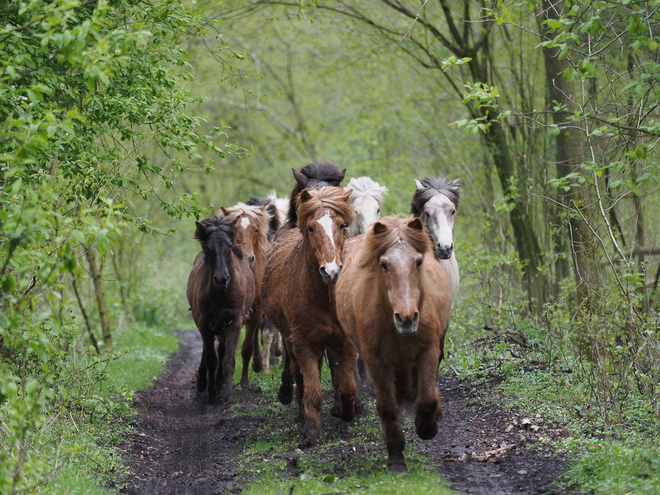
240, 216, 250, 229
317, 211, 340, 277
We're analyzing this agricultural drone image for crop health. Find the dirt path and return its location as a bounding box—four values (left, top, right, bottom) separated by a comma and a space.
119, 330, 572, 494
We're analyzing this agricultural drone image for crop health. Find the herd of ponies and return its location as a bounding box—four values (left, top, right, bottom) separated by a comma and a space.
186, 162, 460, 471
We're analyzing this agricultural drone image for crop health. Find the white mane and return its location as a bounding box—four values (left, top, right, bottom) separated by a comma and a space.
345, 177, 388, 206
267, 190, 289, 225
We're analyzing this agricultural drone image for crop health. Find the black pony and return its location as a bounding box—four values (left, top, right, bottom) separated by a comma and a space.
186, 216, 255, 403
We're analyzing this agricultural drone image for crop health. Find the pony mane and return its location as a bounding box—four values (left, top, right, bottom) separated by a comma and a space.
296, 187, 354, 232
288, 162, 346, 228
410, 177, 460, 217
346, 177, 388, 206
358, 216, 431, 268
194, 215, 234, 243
245, 196, 281, 241
221, 203, 271, 252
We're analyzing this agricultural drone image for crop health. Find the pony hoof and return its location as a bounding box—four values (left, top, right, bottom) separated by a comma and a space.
415, 420, 438, 440
207, 393, 217, 405
269, 356, 279, 365
263, 368, 271, 375
252, 360, 263, 373
240, 377, 249, 389
387, 458, 407, 473
277, 386, 293, 405
330, 404, 341, 418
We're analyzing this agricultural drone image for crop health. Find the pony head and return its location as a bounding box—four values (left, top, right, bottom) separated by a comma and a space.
194, 216, 243, 290
345, 177, 388, 237
410, 177, 460, 260
220, 203, 270, 267
360, 217, 430, 335
297, 186, 354, 285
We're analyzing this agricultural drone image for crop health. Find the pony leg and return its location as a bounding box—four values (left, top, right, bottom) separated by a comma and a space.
329, 341, 358, 422
296, 345, 324, 446
277, 342, 294, 405
414, 349, 442, 440
240, 309, 263, 389
371, 363, 406, 472
215, 337, 226, 391
203, 333, 217, 403
261, 321, 273, 375
197, 331, 208, 392
273, 329, 283, 357
220, 324, 241, 404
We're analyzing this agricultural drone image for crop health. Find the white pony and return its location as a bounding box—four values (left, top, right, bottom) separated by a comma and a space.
345, 177, 389, 237
410, 177, 460, 301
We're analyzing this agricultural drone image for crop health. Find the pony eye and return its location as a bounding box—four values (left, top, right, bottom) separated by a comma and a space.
377, 208, 380, 214
340, 223, 346, 230
451, 209, 456, 216
308, 226, 314, 233
416, 259, 423, 269
380, 262, 389, 272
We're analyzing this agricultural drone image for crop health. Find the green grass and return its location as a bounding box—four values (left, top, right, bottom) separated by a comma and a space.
41, 319, 182, 495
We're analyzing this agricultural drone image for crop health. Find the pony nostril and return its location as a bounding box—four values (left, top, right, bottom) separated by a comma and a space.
412, 312, 419, 324
394, 313, 404, 326
319, 266, 328, 278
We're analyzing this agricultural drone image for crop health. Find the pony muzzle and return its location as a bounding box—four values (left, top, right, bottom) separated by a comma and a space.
213, 273, 231, 289
394, 312, 420, 335
319, 262, 341, 285
435, 242, 454, 260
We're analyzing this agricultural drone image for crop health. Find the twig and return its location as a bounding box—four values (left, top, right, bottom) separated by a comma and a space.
399, 0, 430, 43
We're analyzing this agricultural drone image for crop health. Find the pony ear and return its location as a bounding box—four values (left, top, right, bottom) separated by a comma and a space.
342, 188, 353, 201
259, 203, 269, 212
300, 189, 313, 203
194, 221, 206, 240
338, 168, 347, 182
414, 179, 423, 190
408, 217, 424, 231
220, 206, 230, 217
373, 221, 388, 234
292, 168, 309, 187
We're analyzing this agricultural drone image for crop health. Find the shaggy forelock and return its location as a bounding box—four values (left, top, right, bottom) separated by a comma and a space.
346, 177, 388, 206
410, 177, 460, 217
194, 216, 234, 243
358, 216, 431, 268
296, 187, 354, 231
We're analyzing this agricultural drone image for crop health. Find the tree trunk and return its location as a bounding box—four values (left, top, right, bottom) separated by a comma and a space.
71, 276, 101, 354
541, 0, 601, 306
86, 247, 112, 347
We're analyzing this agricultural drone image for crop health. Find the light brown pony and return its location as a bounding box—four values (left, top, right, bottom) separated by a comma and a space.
335, 216, 453, 471
220, 202, 271, 389
262, 186, 357, 446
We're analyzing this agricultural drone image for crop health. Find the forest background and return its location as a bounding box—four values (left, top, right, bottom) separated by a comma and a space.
1, 0, 659, 493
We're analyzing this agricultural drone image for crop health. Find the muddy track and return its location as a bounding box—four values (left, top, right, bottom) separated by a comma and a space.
118, 330, 573, 494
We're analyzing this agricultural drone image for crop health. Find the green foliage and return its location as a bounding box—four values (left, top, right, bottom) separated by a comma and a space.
0, 0, 233, 490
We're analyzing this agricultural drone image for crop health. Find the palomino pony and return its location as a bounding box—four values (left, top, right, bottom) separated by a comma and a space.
220, 202, 271, 389
286, 162, 346, 228
262, 187, 357, 446
186, 216, 254, 403
345, 177, 388, 238
335, 217, 453, 471
411, 176, 460, 302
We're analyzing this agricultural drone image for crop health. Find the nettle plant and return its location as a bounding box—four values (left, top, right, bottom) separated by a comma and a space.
0, 0, 239, 490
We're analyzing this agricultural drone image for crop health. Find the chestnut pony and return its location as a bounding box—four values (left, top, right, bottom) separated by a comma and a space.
220, 202, 272, 388
186, 216, 254, 403
262, 186, 357, 446
335, 217, 453, 471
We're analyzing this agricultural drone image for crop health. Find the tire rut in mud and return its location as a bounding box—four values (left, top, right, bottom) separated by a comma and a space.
119, 329, 573, 494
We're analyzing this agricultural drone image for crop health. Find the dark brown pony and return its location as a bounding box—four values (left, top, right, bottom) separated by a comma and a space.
220, 203, 271, 389
186, 216, 255, 403
262, 187, 357, 446
286, 162, 346, 228
335, 217, 454, 471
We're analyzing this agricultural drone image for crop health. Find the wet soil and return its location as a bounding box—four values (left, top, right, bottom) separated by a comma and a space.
119, 329, 574, 494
